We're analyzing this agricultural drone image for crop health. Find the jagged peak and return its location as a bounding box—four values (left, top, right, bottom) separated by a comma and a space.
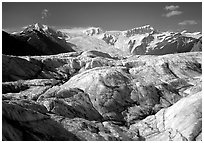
122, 25, 155, 37
125, 24, 154, 31
83, 27, 103, 36
23, 23, 49, 33
137, 24, 153, 30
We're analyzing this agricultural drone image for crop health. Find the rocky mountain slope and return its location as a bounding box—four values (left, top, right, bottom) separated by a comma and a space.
3, 23, 75, 56
2, 30, 45, 56
2, 23, 202, 141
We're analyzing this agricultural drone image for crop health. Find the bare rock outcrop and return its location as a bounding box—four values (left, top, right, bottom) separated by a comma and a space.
102, 33, 117, 45
59, 67, 133, 123
84, 27, 103, 36
129, 91, 202, 141
2, 100, 79, 141
37, 87, 103, 121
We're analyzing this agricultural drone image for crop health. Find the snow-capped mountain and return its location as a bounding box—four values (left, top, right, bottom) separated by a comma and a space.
4, 23, 76, 56
20, 23, 69, 45
125, 29, 201, 55
128, 31, 201, 55
22, 23, 49, 33
82, 25, 202, 55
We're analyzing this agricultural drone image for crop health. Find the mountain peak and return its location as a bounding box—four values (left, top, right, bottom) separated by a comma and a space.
22, 23, 49, 33
128, 25, 154, 31
34, 23, 44, 30
83, 27, 103, 36
123, 25, 155, 37
138, 24, 153, 29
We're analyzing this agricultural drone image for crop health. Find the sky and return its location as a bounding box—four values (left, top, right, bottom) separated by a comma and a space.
2, 2, 202, 32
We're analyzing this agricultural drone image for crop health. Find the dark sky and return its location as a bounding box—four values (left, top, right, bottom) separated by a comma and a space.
2, 2, 202, 32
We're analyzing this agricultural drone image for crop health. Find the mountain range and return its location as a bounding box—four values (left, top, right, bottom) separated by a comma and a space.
3, 23, 202, 56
